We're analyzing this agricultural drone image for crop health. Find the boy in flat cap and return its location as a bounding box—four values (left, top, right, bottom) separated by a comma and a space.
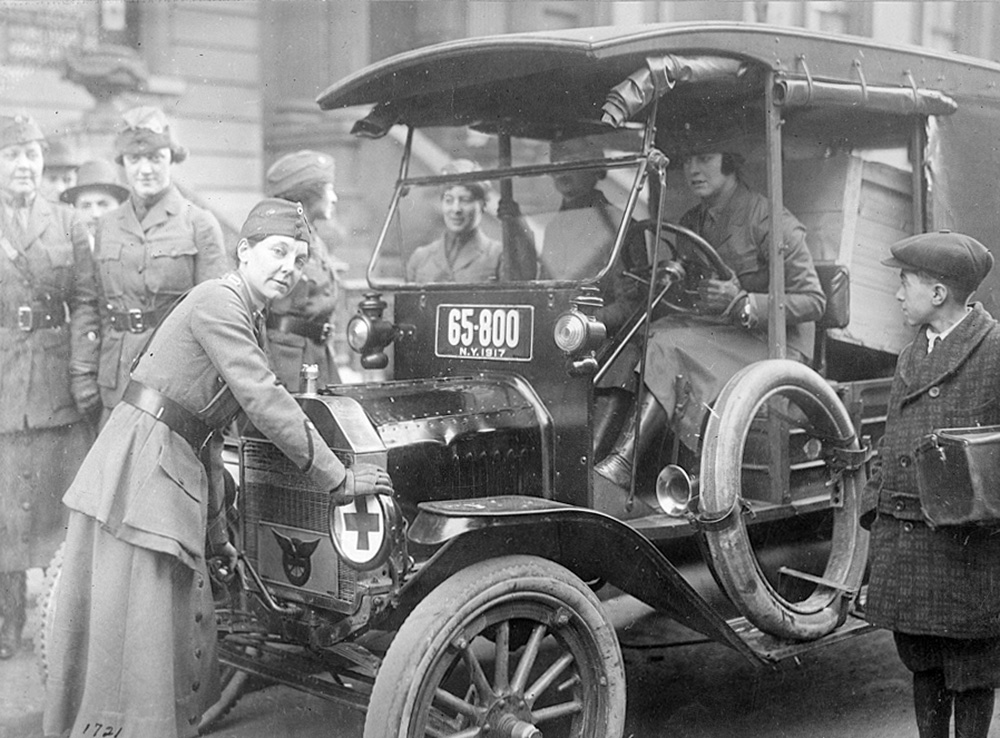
94, 105, 226, 422
864, 230, 1000, 738
0, 113, 100, 659
44, 198, 392, 738
264, 149, 345, 388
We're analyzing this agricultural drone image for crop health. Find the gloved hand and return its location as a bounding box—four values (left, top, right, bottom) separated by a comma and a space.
697, 276, 742, 315
207, 541, 239, 583
70, 372, 101, 416
330, 463, 394, 506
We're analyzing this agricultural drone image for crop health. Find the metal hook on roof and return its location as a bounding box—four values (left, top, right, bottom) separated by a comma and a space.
796, 55, 814, 105
852, 59, 869, 104
904, 70, 920, 112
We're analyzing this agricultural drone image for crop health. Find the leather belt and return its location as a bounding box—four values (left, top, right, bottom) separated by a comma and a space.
266, 313, 332, 343
122, 380, 213, 452
5, 302, 67, 332
877, 489, 925, 521
107, 306, 171, 334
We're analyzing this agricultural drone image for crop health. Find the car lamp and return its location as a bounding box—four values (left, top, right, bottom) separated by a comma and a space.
329, 492, 400, 572
553, 288, 607, 375
347, 292, 396, 370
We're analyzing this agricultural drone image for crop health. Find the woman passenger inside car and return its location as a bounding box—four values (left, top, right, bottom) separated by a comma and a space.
405, 159, 503, 283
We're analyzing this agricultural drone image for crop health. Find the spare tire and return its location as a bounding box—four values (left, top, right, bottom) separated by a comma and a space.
699, 359, 869, 641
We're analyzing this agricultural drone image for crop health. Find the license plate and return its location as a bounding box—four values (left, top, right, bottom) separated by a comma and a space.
435, 304, 534, 361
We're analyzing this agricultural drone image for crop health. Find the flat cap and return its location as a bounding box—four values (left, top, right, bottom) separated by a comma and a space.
266, 150, 336, 198
0, 113, 45, 150
882, 230, 993, 291
114, 106, 187, 164
239, 198, 313, 243
61, 159, 130, 204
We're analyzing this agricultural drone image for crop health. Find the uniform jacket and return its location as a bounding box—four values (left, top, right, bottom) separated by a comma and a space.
406, 229, 502, 283
679, 181, 825, 360
266, 233, 342, 389
0, 196, 99, 432
864, 304, 1000, 637
94, 185, 226, 410
63, 272, 346, 571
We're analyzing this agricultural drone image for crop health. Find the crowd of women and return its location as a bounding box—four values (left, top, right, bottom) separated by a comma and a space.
0, 105, 389, 738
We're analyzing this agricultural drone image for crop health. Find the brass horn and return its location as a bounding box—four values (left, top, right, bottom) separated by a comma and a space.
653, 464, 699, 517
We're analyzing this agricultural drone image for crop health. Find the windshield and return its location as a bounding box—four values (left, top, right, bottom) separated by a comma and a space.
369, 129, 647, 288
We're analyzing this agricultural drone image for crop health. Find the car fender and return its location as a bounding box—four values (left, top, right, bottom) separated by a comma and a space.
381, 495, 762, 663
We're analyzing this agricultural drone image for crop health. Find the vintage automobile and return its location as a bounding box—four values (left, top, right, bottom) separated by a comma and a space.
40, 21, 1000, 738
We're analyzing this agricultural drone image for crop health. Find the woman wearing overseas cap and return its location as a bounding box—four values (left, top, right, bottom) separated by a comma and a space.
405, 159, 504, 283
43, 199, 392, 738
264, 149, 345, 388
93, 105, 227, 423
0, 113, 100, 660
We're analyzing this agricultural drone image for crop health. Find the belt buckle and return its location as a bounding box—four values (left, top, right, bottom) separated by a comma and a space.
127, 308, 145, 333
17, 306, 33, 332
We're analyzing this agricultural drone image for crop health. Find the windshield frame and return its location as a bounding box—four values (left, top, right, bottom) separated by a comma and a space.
366, 128, 652, 291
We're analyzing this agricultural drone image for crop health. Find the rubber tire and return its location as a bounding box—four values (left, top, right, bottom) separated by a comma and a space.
699, 359, 869, 641
363, 555, 626, 738
36, 540, 65, 683
197, 663, 251, 734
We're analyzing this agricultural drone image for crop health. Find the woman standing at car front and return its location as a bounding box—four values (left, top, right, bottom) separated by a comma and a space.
43, 198, 391, 738
0, 114, 100, 661
93, 106, 226, 422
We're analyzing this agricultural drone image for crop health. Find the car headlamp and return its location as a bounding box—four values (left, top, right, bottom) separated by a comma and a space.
554, 310, 590, 354
329, 493, 399, 571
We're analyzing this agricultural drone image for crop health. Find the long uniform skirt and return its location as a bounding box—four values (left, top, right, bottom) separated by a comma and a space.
43, 512, 220, 738
0, 423, 92, 573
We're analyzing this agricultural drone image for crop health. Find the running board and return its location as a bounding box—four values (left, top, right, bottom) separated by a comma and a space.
727, 611, 876, 663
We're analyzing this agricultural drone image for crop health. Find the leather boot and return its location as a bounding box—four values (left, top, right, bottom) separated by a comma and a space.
594, 392, 668, 489
592, 389, 633, 461
0, 571, 26, 660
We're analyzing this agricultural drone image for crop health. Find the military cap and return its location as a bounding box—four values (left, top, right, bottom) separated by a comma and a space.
882, 230, 993, 291
239, 198, 313, 243
0, 113, 45, 150
265, 150, 337, 199
440, 159, 491, 202
114, 106, 188, 164
61, 159, 130, 204
44, 137, 83, 170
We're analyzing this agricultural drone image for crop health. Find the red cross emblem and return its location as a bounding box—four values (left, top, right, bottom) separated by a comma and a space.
343, 495, 381, 551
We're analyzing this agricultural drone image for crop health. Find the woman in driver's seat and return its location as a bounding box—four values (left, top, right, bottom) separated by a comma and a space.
406, 159, 503, 283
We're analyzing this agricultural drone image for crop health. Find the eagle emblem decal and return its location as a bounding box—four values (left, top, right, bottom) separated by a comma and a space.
272, 530, 321, 586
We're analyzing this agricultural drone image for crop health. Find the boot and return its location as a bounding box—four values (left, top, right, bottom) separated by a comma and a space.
0, 571, 26, 660
592, 389, 633, 461
594, 393, 668, 489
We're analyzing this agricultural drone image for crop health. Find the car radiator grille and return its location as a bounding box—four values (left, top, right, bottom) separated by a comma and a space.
241, 438, 357, 604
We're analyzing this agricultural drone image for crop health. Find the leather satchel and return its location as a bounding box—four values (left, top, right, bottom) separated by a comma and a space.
915, 425, 1000, 526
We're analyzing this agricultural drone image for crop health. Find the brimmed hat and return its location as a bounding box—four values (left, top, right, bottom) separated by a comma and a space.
0, 113, 45, 150
440, 159, 491, 202
265, 150, 337, 199
239, 198, 313, 243
882, 230, 993, 291
667, 122, 756, 167
44, 137, 82, 171
60, 159, 130, 204
114, 106, 187, 164
549, 137, 606, 163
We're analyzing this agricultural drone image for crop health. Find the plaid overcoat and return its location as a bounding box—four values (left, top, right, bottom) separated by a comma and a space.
865, 303, 1000, 638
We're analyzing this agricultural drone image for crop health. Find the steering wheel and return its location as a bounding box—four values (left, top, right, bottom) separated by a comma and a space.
634, 219, 736, 314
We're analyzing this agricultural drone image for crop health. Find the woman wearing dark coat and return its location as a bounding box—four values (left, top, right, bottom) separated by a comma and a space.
43, 199, 391, 738
864, 231, 1000, 738
0, 114, 100, 660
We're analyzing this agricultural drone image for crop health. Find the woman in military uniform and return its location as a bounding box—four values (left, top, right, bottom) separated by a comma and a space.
263, 149, 345, 389
43, 198, 391, 738
0, 114, 100, 659
94, 106, 227, 421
